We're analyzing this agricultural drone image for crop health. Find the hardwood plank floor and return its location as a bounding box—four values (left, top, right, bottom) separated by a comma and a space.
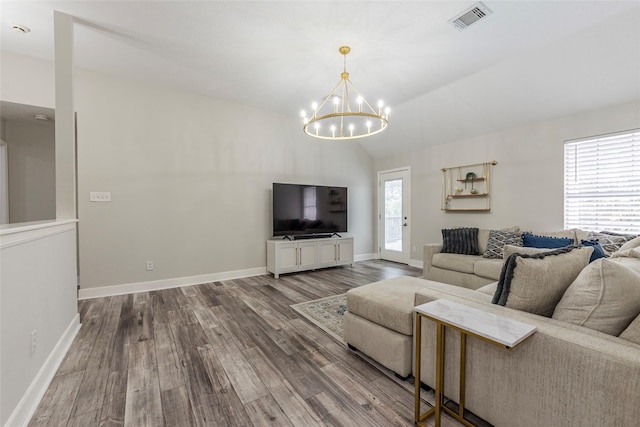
29, 260, 463, 426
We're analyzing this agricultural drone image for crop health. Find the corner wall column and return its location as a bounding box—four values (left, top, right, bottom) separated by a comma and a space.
54, 11, 76, 220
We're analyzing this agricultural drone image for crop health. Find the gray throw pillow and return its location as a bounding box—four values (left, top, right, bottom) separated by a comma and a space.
483, 230, 523, 259
586, 231, 639, 255
492, 246, 593, 317
553, 258, 640, 335
441, 227, 479, 255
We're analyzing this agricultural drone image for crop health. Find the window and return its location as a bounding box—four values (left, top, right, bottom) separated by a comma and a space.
564, 129, 640, 233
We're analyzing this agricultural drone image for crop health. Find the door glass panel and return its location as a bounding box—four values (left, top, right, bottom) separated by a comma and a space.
384, 179, 402, 251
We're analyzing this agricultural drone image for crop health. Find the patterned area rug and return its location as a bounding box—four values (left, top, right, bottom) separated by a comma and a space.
291, 294, 347, 345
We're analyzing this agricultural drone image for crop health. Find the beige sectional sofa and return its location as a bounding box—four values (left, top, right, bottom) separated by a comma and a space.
424, 228, 590, 289
344, 236, 640, 427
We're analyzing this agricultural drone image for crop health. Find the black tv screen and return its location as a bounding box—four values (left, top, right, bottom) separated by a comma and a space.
273, 183, 347, 237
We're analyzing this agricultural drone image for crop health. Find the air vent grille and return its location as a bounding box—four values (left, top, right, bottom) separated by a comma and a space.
450, 2, 492, 30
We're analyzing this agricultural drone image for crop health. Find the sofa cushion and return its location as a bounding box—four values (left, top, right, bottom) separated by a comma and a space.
483, 229, 523, 259
346, 276, 429, 335
619, 236, 640, 252
611, 249, 640, 274
432, 253, 480, 274
477, 281, 498, 296
523, 233, 573, 249
619, 314, 640, 345
477, 228, 491, 255
473, 259, 504, 280
553, 258, 640, 335
492, 246, 593, 317
441, 227, 480, 255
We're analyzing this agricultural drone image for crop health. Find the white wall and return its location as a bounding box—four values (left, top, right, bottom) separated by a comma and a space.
0, 43, 77, 426
375, 100, 640, 264
0, 52, 55, 109
4, 119, 56, 223
74, 69, 376, 290
0, 221, 79, 427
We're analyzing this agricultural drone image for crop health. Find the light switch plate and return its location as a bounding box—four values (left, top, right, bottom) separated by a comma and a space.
90, 191, 111, 202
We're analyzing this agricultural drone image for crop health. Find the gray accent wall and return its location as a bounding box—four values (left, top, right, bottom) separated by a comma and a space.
74, 69, 375, 289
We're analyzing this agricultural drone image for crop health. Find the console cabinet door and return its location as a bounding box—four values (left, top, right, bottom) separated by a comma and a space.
318, 241, 339, 267
318, 238, 354, 267
298, 241, 318, 270
336, 239, 354, 265
277, 242, 300, 274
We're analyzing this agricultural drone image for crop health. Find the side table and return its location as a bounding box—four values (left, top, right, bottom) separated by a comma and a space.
414, 299, 536, 427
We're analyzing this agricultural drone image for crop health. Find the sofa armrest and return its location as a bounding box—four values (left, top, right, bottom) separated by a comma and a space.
423, 244, 443, 279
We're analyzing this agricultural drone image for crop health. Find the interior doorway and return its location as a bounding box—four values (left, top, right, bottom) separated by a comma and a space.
378, 167, 411, 264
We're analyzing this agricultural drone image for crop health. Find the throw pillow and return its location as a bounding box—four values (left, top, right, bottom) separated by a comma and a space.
522, 233, 573, 249
579, 239, 607, 263
502, 244, 553, 259
492, 246, 593, 317
441, 227, 479, 255
619, 314, 640, 345
553, 258, 640, 335
483, 230, 523, 259
586, 231, 639, 255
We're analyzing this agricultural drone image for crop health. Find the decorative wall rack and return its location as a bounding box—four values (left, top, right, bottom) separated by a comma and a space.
442, 160, 497, 212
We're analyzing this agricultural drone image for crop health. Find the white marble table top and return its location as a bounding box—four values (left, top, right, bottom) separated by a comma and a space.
415, 299, 536, 348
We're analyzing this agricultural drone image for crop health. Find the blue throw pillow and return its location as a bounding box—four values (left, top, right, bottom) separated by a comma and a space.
522, 233, 573, 249
580, 239, 607, 263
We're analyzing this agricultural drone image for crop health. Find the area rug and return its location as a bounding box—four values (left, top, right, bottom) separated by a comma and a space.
290, 293, 347, 345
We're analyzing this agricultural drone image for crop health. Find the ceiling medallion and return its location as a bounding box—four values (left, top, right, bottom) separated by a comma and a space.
301, 46, 389, 140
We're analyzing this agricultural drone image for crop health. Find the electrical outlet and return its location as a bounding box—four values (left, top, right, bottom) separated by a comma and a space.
146, 261, 154, 271
412, 246, 417, 253
90, 191, 111, 202
31, 330, 37, 354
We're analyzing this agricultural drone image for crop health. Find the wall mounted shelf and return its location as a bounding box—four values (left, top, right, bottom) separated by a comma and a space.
449, 193, 489, 198
442, 161, 497, 212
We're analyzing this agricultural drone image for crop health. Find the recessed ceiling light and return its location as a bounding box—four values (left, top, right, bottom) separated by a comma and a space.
11, 23, 31, 34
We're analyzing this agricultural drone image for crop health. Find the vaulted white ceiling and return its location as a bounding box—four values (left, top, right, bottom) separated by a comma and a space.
1, 1, 639, 158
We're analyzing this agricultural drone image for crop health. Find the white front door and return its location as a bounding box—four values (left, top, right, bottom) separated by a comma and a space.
378, 168, 411, 264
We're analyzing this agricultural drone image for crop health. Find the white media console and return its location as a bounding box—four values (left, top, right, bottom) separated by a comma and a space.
266, 236, 354, 278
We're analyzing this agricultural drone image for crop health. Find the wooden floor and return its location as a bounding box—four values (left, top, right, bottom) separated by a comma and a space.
28, 260, 463, 427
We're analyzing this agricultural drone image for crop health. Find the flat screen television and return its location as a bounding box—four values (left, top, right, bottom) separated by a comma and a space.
272, 183, 347, 238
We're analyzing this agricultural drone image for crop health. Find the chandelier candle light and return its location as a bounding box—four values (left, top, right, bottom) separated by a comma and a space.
301, 46, 389, 140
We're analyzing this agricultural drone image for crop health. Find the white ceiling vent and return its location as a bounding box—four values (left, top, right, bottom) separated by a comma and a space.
450, 2, 492, 30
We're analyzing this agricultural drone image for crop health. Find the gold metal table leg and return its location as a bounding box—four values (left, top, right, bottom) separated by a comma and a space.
435, 321, 445, 427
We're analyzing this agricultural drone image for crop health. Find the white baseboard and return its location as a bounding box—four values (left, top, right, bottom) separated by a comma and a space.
78, 253, 412, 300
354, 253, 378, 262
5, 313, 81, 427
78, 267, 267, 300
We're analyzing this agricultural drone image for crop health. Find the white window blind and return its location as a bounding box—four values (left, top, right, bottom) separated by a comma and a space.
564, 129, 640, 233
